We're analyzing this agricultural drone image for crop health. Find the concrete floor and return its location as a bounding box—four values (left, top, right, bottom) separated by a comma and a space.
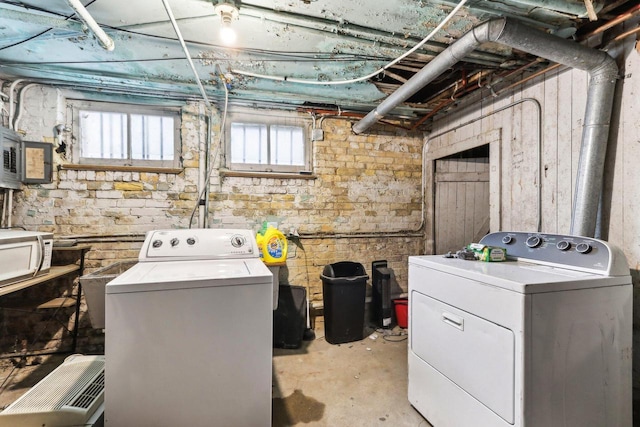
2, 319, 638, 426
0, 319, 430, 426
272, 317, 431, 427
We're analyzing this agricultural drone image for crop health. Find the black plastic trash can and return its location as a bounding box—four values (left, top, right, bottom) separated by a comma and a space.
320, 261, 369, 344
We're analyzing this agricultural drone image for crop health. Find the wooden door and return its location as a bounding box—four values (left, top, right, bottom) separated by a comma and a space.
435, 157, 490, 254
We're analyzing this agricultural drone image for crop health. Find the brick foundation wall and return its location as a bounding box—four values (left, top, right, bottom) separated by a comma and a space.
7, 84, 425, 351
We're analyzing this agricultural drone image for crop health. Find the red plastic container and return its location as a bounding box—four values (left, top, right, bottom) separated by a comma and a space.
393, 298, 408, 328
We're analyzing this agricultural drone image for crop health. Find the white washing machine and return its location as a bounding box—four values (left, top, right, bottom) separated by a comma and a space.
105, 229, 273, 427
408, 231, 632, 427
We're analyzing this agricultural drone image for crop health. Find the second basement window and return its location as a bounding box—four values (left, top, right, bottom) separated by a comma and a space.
226, 110, 311, 174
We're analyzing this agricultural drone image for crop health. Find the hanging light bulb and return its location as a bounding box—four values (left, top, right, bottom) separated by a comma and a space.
214, 2, 239, 46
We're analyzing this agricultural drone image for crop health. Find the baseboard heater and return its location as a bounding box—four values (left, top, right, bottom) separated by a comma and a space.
0, 354, 105, 427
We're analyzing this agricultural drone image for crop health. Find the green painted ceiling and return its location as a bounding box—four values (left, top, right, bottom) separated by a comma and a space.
0, 0, 635, 127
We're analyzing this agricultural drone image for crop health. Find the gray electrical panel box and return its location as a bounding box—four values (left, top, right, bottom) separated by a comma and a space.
0, 127, 22, 189
22, 141, 53, 184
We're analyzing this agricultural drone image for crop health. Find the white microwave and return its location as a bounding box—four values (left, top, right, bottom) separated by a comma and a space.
0, 230, 53, 287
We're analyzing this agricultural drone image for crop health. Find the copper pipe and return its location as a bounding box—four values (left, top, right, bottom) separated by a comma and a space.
497, 63, 562, 95
376, 3, 638, 133
410, 72, 489, 130
601, 0, 633, 15
498, 58, 545, 81
298, 108, 413, 131
410, 98, 452, 130
613, 25, 640, 42
579, 3, 640, 40
298, 108, 365, 118
498, 7, 639, 95
419, 69, 489, 108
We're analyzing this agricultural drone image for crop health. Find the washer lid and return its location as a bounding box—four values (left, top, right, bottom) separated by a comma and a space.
106, 258, 272, 294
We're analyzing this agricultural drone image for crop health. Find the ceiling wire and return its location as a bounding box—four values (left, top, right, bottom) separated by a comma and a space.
0, 1, 391, 62
161, 0, 210, 107
0, 0, 99, 51
230, 0, 469, 85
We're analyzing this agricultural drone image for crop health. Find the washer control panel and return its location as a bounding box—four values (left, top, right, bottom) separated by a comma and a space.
479, 232, 628, 275
139, 228, 257, 261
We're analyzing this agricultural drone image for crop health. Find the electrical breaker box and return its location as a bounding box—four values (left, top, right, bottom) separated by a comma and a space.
0, 127, 22, 190
21, 141, 53, 184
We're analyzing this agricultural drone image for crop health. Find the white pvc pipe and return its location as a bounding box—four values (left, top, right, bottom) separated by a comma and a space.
13, 83, 38, 131
7, 189, 13, 228
8, 79, 24, 130
1, 189, 7, 228
66, 0, 115, 51
198, 104, 206, 228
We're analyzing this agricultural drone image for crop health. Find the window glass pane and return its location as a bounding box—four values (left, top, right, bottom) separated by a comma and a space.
80, 110, 127, 159
231, 123, 268, 164
131, 114, 174, 160
271, 126, 305, 166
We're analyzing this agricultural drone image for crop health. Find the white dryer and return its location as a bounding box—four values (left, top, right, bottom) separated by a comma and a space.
105, 228, 273, 427
408, 231, 632, 427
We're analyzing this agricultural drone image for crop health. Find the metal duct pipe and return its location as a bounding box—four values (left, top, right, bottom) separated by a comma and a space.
353, 17, 618, 237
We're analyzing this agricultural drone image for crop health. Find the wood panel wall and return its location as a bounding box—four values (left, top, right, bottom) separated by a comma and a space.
428, 33, 640, 395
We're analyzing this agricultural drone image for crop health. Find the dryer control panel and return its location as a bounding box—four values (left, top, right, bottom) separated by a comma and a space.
479, 232, 629, 276
139, 228, 258, 261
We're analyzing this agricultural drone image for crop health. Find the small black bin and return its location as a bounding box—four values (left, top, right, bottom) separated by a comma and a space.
320, 261, 369, 344
273, 285, 307, 349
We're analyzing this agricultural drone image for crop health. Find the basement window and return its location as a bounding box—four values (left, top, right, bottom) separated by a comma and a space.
68, 100, 181, 169
225, 109, 311, 175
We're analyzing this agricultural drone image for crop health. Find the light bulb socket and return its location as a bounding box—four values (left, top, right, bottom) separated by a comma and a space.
213, 3, 239, 21
213, 2, 239, 45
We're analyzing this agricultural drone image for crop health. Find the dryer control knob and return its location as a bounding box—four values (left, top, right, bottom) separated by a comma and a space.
152, 239, 163, 248
501, 235, 514, 244
556, 240, 571, 251
170, 238, 179, 247
186, 237, 196, 245
576, 243, 592, 254
525, 235, 542, 248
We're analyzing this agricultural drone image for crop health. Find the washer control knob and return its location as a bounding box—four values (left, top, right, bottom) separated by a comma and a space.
501, 235, 514, 244
231, 235, 245, 248
152, 239, 163, 248
170, 238, 179, 247
556, 240, 571, 251
576, 242, 592, 254
186, 237, 196, 245
525, 235, 542, 248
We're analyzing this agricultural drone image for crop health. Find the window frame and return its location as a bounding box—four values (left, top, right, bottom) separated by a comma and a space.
68, 100, 182, 169
225, 109, 312, 174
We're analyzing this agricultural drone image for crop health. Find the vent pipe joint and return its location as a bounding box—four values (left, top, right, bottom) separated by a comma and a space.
352, 18, 618, 238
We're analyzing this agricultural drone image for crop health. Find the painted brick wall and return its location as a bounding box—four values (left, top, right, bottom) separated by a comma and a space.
211, 118, 424, 300
5, 84, 425, 351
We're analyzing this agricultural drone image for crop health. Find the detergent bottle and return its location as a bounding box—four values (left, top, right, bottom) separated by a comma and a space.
256, 223, 288, 264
